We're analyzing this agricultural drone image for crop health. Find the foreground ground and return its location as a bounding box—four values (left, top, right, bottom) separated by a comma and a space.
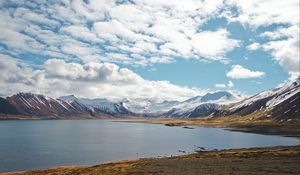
2, 146, 300, 175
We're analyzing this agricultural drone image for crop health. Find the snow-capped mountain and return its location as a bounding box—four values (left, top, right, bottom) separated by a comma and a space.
122, 98, 180, 114
201, 91, 240, 103
0, 78, 298, 120
125, 91, 241, 118
59, 95, 133, 116
158, 91, 240, 118
6, 93, 83, 116
212, 78, 300, 120
0, 93, 133, 118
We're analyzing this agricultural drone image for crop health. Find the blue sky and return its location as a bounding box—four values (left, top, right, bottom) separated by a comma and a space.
0, 0, 299, 101
130, 20, 290, 94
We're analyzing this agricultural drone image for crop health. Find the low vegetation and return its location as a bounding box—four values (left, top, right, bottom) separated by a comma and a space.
2, 146, 299, 175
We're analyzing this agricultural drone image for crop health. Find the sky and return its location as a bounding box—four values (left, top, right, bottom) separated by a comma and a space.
0, 0, 299, 102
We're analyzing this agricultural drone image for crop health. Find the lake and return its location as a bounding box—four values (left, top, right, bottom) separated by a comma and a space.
0, 120, 299, 172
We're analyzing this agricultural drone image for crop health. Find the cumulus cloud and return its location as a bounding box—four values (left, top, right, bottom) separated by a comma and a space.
0, 56, 207, 101
44, 59, 142, 84
215, 80, 234, 89
0, 0, 298, 98
225, 0, 298, 27
226, 65, 265, 79
224, 0, 299, 79
246, 42, 261, 51
260, 26, 300, 78
0, 0, 240, 67
191, 29, 240, 61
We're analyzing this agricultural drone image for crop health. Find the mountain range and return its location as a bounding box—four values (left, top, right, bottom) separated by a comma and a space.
0, 78, 299, 120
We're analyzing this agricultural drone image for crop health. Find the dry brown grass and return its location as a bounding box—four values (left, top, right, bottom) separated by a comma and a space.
2, 146, 300, 175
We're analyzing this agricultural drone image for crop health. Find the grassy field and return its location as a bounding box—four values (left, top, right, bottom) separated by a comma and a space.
2, 146, 300, 175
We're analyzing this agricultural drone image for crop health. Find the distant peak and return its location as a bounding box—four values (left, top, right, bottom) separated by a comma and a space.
201, 91, 234, 102
58, 95, 78, 102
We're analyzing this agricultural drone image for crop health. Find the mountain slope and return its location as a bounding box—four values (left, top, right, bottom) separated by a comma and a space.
141, 91, 240, 118
212, 78, 300, 120
0, 97, 20, 115
6, 93, 83, 116
59, 95, 133, 116
1, 93, 132, 118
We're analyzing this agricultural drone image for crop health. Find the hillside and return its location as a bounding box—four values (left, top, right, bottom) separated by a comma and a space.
212, 78, 300, 120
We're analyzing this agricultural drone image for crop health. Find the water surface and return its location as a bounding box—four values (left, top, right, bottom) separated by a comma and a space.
0, 120, 299, 172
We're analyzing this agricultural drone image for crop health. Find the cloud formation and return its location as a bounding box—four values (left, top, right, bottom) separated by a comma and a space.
0, 0, 298, 98
0, 0, 241, 67
225, 0, 299, 78
226, 65, 265, 79
0, 56, 207, 101
215, 81, 234, 89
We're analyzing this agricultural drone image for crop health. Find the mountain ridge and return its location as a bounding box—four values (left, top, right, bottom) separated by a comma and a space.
0, 78, 299, 120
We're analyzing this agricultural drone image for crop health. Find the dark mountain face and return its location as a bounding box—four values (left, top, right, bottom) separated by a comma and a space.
0, 97, 20, 115
0, 93, 134, 118
187, 103, 220, 118
6, 93, 83, 116
269, 90, 300, 120
212, 78, 300, 120
59, 95, 134, 116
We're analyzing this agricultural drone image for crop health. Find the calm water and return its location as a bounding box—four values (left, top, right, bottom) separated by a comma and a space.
0, 120, 299, 172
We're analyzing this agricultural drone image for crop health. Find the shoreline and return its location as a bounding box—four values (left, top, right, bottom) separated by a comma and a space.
2, 145, 300, 175
114, 118, 300, 137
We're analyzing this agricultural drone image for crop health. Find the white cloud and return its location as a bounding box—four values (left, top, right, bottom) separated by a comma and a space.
191, 29, 240, 61
14, 7, 60, 27
260, 26, 300, 78
215, 80, 234, 88
0, 56, 207, 101
225, 0, 299, 79
215, 84, 226, 88
246, 42, 261, 51
225, 0, 299, 27
226, 65, 265, 79
44, 59, 142, 84
227, 80, 234, 88
0, 0, 240, 67
60, 25, 101, 43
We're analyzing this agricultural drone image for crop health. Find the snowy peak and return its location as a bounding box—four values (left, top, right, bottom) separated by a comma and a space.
58, 95, 78, 103
201, 91, 235, 102
124, 91, 239, 118
58, 96, 133, 116
122, 98, 180, 114
2, 93, 133, 117
6, 93, 80, 116
213, 78, 300, 120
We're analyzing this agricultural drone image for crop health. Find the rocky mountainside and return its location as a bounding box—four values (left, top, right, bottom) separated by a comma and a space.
0, 93, 133, 118
212, 78, 300, 120
59, 95, 133, 116
6, 93, 85, 116
0, 97, 20, 115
